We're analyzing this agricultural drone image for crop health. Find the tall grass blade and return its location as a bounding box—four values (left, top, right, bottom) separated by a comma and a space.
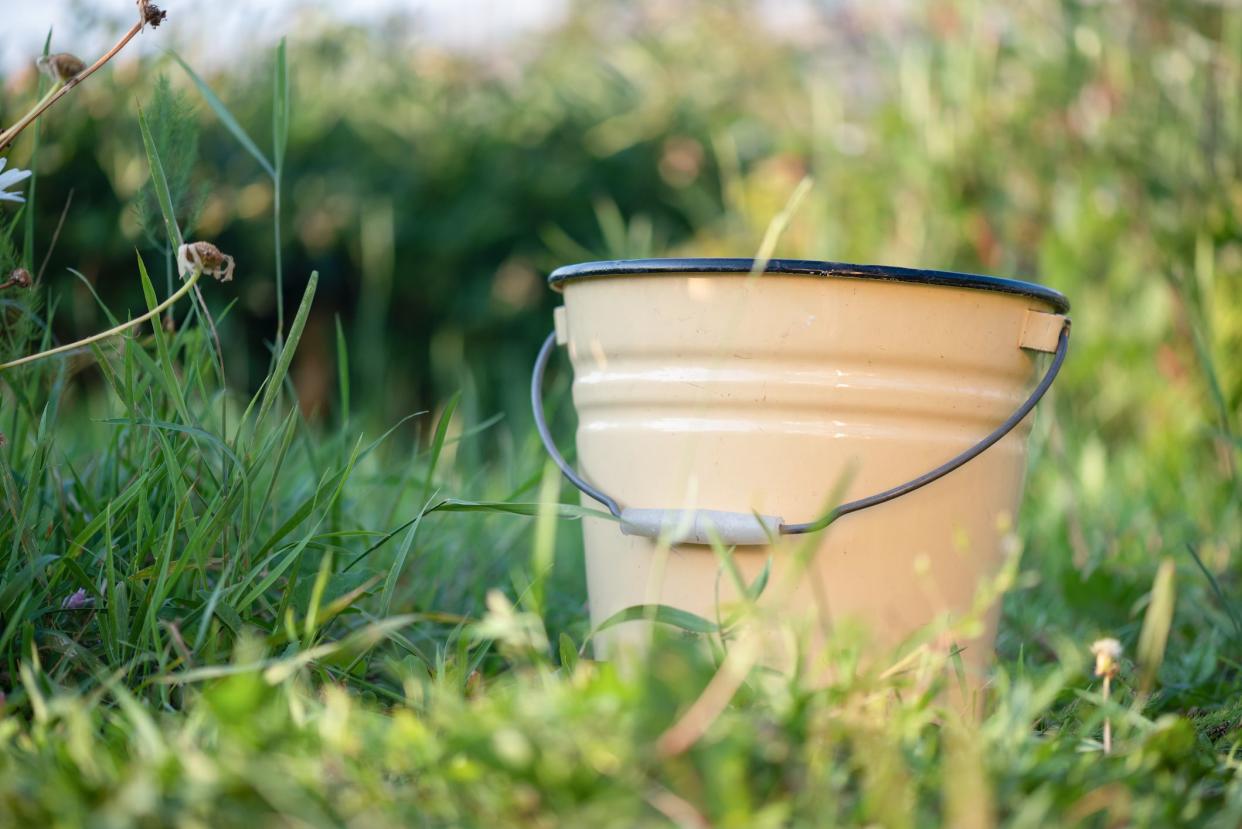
304, 550, 333, 646
136, 106, 184, 250
589, 604, 719, 638
380, 507, 425, 619
1137, 558, 1176, 696
257, 271, 317, 428
171, 52, 275, 177
273, 38, 290, 174
428, 499, 612, 521
1184, 543, 1242, 642
136, 255, 192, 423
420, 391, 459, 505
529, 461, 560, 615
378, 393, 458, 613
335, 314, 349, 424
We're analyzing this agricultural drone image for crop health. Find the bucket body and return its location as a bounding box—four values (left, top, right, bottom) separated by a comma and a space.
550, 261, 1066, 687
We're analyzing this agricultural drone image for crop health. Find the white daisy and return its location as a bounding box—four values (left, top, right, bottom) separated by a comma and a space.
0, 158, 32, 204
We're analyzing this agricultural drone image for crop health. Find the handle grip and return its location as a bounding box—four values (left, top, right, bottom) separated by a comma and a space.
532, 316, 1070, 545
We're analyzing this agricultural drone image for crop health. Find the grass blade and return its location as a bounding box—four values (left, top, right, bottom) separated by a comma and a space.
1184, 543, 1242, 642
136, 255, 192, 424
273, 37, 290, 174
380, 505, 425, 618
558, 632, 579, 672
171, 52, 275, 178
136, 105, 184, 250
1137, 558, 1176, 696
589, 604, 719, 638
428, 499, 614, 521
303, 550, 333, 646
529, 461, 560, 615
335, 314, 349, 425
745, 557, 771, 603
378, 393, 459, 614
257, 271, 317, 429
420, 391, 460, 505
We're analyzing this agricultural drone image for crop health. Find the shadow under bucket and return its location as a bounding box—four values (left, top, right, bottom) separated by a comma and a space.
533, 258, 1070, 695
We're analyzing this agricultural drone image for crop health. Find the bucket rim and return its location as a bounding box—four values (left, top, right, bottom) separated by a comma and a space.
547, 257, 1070, 313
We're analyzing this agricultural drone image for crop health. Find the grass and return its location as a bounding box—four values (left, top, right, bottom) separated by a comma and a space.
0, 0, 1240, 825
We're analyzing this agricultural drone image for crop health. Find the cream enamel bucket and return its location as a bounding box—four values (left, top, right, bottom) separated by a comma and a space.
532, 259, 1070, 686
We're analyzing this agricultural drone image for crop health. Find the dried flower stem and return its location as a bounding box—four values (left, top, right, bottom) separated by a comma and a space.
0, 268, 201, 372
1091, 637, 1122, 755
1102, 674, 1112, 753
0, 269, 33, 291
0, 5, 163, 152
2, 84, 65, 144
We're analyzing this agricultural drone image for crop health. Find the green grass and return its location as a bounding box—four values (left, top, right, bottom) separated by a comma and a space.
0, 0, 1240, 825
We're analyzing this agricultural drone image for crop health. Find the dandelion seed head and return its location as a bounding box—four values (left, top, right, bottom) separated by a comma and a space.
1091, 637, 1122, 679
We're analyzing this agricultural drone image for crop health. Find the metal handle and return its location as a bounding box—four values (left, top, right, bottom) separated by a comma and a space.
532, 318, 1070, 543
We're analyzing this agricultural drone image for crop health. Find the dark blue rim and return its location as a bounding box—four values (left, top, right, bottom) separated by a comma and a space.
548, 258, 1070, 313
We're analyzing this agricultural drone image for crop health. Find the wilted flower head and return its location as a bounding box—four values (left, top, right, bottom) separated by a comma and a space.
139, 0, 168, 29
0, 158, 32, 204
1091, 637, 1123, 679
61, 588, 92, 610
36, 53, 86, 84
177, 241, 235, 282
2, 268, 32, 290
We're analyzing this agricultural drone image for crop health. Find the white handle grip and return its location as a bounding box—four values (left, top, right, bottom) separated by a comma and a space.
620, 509, 784, 546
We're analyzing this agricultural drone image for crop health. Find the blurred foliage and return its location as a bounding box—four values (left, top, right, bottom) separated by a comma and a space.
1, 632, 1239, 828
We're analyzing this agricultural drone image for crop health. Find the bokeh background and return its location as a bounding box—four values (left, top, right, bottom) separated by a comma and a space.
2, 0, 1238, 573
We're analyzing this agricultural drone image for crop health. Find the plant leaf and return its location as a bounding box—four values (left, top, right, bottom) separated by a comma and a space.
745, 557, 772, 603
257, 271, 317, 428
590, 604, 719, 637
559, 632, 579, 672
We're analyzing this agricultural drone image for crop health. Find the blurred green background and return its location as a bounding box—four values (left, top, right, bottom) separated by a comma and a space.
2, 0, 1238, 539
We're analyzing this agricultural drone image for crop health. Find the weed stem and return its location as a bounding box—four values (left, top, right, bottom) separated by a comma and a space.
0, 5, 161, 152
0, 268, 202, 371
1102, 675, 1112, 754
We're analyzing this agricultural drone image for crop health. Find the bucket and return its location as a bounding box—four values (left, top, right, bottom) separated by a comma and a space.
532, 258, 1070, 687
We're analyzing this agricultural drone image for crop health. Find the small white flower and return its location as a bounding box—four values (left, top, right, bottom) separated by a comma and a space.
0, 158, 32, 204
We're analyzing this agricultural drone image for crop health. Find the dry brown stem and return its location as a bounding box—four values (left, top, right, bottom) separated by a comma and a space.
0, 3, 167, 152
